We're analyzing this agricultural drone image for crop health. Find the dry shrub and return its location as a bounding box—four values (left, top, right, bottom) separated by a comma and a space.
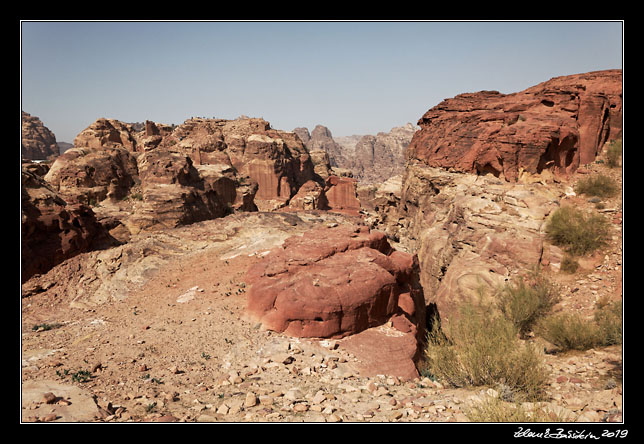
465, 397, 575, 422
424, 304, 548, 402
496, 269, 560, 338
545, 206, 611, 256
574, 174, 618, 198
536, 302, 622, 352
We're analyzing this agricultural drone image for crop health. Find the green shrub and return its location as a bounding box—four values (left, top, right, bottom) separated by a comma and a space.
536, 303, 622, 352
496, 270, 560, 337
424, 304, 548, 402
605, 139, 622, 168
545, 206, 611, 256
574, 174, 618, 198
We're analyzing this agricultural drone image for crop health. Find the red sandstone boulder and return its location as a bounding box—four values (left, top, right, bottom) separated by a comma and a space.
408, 70, 622, 181
245, 224, 425, 339
245, 224, 426, 378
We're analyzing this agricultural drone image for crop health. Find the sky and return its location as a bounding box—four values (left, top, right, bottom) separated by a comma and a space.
20, 21, 623, 143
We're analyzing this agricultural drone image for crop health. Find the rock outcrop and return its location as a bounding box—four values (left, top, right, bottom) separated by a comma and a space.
22, 112, 59, 160
323, 176, 361, 215
245, 224, 426, 377
245, 225, 425, 337
21, 169, 115, 282
44, 147, 139, 205
73, 118, 139, 152
386, 166, 566, 326
407, 70, 622, 182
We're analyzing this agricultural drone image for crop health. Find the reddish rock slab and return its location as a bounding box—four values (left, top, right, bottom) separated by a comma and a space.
408, 70, 622, 181
245, 225, 425, 341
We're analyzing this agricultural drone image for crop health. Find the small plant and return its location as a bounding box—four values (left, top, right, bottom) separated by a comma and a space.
71, 370, 92, 383
560, 254, 579, 274
201, 352, 211, 360
145, 402, 157, 413
574, 174, 618, 198
605, 139, 622, 168
32, 322, 62, 332
465, 397, 575, 422
496, 269, 560, 338
545, 206, 611, 256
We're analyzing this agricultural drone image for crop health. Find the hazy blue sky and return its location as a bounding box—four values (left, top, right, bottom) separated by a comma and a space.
21, 21, 623, 143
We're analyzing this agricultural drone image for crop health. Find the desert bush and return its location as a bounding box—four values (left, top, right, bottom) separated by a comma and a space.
545, 206, 611, 256
560, 254, 579, 274
424, 304, 548, 402
605, 139, 622, 168
536, 302, 622, 351
496, 270, 560, 337
574, 174, 618, 198
465, 397, 574, 422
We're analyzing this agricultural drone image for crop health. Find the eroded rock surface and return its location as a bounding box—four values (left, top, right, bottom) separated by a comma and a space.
21, 169, 115, 283
22, 111, 59, 160
244, 224, 426, 377
408, 70, 622, 182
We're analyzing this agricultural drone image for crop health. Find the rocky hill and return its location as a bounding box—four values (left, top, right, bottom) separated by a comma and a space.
21, 111, 59, 160
21, 70, 623, 423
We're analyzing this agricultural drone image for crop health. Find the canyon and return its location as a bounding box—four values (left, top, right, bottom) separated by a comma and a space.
21, 69, 623, 423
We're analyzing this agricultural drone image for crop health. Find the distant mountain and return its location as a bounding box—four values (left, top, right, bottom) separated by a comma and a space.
296, 123, 418, 185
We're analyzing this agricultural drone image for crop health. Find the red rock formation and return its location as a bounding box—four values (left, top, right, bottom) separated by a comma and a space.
21, 169, 115, 282
323, 176, 361, 215
161, 117, 318, 211
245, 224, 425, 339
22, 112, 59, 160
408, 70, 622, 181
